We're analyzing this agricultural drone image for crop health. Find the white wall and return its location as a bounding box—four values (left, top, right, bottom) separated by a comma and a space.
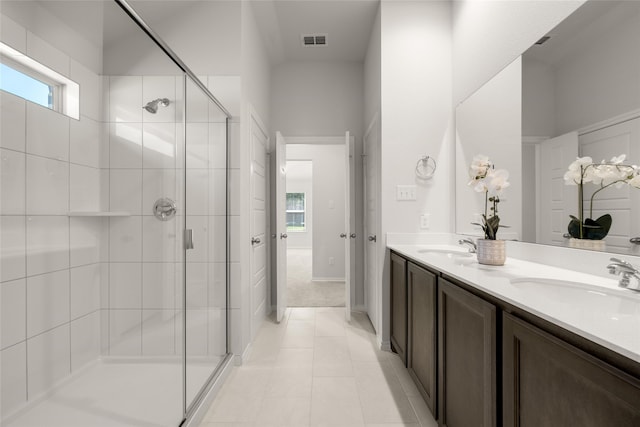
452, 0, 585, 104
285, 161, 313, 249
287, 145, 346, 280
379, 0, 453, 345
238, 1, 272, 355
455, 57, 522, 239
522, 56, 556, 137
0, 0, 103, 73
553, 4, 640, 135
129, 0, 241, 76
271, 61, 365, 306
523, 3, 640, 138
380, 0, 453, 236
364, 6, 381, 130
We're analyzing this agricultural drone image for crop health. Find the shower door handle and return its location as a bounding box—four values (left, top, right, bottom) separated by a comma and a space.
184, 229, 194, 250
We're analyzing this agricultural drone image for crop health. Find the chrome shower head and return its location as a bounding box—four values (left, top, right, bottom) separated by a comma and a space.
143, 98, 170, 114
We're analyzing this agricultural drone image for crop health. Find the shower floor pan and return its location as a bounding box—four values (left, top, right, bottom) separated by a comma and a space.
4, 359, 220, 427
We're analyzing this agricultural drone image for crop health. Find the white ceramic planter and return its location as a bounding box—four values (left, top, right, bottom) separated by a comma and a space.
477, 239, 506, 266
568, 238, 606, 251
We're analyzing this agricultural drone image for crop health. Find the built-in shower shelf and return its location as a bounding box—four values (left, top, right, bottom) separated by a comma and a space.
67, 211, 131, 217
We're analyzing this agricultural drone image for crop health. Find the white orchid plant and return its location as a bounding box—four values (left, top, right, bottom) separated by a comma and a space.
468, 155, 510, 240
564, 154, 640, 240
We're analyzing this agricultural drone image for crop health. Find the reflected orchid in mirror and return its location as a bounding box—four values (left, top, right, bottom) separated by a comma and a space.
468, 155, 510, 240
563, 155, 640, 240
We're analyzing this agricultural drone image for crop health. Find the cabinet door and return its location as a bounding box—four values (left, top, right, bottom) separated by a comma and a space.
390, 252, 407, 365
407, 262, 437, 417
503, 313, 640, 427
438, 278, 496, 427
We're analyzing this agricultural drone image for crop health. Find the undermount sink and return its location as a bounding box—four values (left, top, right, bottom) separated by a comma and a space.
509, 277, 640, 304
417, 248, 474, 258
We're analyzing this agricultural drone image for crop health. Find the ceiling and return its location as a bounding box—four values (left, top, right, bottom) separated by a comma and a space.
24, 0, 379, 67
252, 0, 380, 64
524, 0, 640, 66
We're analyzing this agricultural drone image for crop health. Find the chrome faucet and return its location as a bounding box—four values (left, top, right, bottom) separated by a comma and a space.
607, 257, 640, 291
458, 238, 477, 253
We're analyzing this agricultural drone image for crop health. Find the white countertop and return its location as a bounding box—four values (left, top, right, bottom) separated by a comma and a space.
388, 244, 640, 364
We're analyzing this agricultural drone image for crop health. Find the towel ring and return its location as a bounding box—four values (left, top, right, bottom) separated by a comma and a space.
416, 155, 437, 179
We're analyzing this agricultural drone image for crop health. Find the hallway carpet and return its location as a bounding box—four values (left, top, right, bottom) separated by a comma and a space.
287, 248, 345, 307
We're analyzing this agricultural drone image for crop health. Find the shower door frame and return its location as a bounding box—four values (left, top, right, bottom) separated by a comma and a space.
114, 0, 233, 423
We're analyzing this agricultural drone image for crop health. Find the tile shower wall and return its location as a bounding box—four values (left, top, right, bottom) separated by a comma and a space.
105, 75, 228, 361
0, 16, 105, 417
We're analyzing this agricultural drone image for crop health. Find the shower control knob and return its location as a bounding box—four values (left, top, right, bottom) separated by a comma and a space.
153, 198, 176, 221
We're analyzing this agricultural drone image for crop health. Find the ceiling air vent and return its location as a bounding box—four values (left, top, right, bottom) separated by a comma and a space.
301, 34, 328, 47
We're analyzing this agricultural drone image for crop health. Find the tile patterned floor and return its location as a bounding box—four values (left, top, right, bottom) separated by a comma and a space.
198, 308, 438, 427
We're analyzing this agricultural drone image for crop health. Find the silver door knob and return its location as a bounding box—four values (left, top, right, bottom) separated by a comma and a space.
350, 233, 356, 239
280, 233, 288, 239
368, 235, 377, 242
630, 237, 640, 245
340, 233, 347, 238
251, 237, 261, 245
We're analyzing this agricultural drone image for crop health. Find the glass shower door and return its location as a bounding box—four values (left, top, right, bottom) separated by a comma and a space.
183, 75, 229, 410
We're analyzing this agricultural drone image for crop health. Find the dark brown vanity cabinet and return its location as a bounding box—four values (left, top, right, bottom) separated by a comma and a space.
390, 252, 408, 364
407, 262, 438, 416
438, 278, 497, 427
389, 251, 640, 427
503, 313, 640, 427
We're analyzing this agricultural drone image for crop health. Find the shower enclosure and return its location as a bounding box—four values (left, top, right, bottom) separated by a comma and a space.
0, 1, 230, 426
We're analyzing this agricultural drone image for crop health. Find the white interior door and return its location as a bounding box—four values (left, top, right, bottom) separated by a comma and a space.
363, 120, 379, 332
250, 112, 268, 337
538, 132, 578, 245
579, 117, 640, 251
343, 132, 352, 322
275, 132, 288, 322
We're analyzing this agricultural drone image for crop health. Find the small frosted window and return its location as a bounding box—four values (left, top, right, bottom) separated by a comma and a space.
0, 62, 54, 109
0, 42, 79, 120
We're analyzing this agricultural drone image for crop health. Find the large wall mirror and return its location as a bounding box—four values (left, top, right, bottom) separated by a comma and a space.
455, 0, 640, 255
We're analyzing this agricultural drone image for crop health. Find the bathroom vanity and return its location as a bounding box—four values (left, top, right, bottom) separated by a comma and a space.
389, 244, 640, 427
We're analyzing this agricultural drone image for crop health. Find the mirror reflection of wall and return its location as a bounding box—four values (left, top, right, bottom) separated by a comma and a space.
456, 0, 640, 255
455, 57, 522, 240
522, 0, 640, 254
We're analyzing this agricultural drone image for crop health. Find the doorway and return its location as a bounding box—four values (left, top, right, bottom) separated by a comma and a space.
285, 159, 345, 307
272, 134, 354, 320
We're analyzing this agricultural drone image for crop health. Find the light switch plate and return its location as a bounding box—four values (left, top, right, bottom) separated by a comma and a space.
420, 214, 430, 229
396, 185, 417, 201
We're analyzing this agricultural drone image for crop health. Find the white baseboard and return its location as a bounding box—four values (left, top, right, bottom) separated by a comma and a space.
311, 276, 345, 282
379, 339, 391, 352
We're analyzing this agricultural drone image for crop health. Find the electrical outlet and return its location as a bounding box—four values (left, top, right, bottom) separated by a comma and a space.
396, 185, 417, 201
329, 257, 335, 265
420, 214, 430, 229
